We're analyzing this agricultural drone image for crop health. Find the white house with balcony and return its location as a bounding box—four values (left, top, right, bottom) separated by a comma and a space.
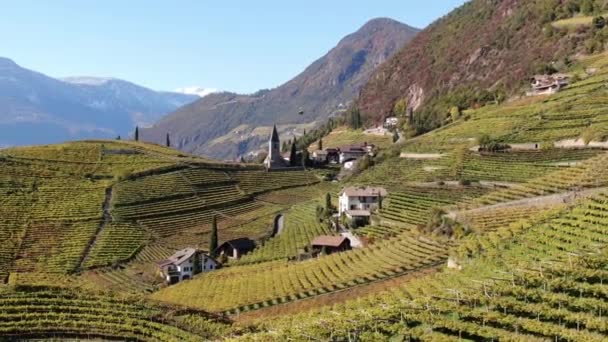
156, 248, 219, 285
339, 186, 387, 226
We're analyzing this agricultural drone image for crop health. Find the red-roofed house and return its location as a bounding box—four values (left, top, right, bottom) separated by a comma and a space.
311, 235, 351, 255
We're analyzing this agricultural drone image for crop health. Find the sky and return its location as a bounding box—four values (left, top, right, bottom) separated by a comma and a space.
0, 0, 467, 94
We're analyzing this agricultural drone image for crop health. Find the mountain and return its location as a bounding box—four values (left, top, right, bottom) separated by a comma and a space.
0, 58, 197, 146
142, 18, 419, 159
357, 0, 596, 130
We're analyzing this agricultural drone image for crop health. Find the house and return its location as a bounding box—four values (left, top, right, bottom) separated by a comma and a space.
311, 235, 351, 255
312, 150, 328, 163
339, 145, 366, 163
325, 148, 340, 164
339, 186, 388, 225
156, 248, 219, 285
383, 117, 399, 128
214, 238, 256, 259
264, 125, 288, 169
528, 74, 570, 96
336, 143, 376, 164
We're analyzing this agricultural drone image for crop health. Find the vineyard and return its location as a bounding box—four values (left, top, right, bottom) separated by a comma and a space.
5, 53, 608, 341
0, 287, 211, 341
152, 229, 447, 313
235, 201, 332, 265
236, 193, 608, 341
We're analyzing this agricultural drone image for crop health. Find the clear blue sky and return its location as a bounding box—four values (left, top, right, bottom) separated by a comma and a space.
0, 0, 466, 93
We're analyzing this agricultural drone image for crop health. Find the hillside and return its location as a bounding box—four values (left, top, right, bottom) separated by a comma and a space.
142, 18, 419, 160
3, 54, 608, 340
0, 58, 197, 147
358, 0, 606, 130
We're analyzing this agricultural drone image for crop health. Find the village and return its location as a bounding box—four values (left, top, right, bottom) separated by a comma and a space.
156, 124, 388, 285
155, 70, 576, 285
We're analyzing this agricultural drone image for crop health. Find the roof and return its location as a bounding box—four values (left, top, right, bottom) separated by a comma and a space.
156, 248, 197, 267
270, 124, 280, 143
311, 235, 350, 248
345, 210, 371, 217
218, 238, 256, 252
340, 186, 388, 197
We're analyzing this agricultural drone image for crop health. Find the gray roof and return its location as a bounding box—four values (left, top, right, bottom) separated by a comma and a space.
340, 186, 387, 197
270, 124, 280, 143
156, 248, 197, 267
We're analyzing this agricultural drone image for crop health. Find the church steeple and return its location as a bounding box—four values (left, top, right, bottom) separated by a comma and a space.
265, 123, 286, 169
270, 124, 280, 143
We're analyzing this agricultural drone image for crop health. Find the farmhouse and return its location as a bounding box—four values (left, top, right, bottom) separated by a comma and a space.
338, 143, 375, 164
311, 235, 351, 255
383, 116, 399, 128
339, 186, 387, 225
528, 74, 570, 96
325, 148, 340, 163
156, 248, 219, 285
215, 238, 256, 259
312, 150, 328, 163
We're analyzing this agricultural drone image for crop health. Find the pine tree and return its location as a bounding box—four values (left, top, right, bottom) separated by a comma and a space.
289, 142, 297, 167
134, 126, 139, 142
166, 133, 171, 147
209, 215, 218, 256
318, 138, 323, 151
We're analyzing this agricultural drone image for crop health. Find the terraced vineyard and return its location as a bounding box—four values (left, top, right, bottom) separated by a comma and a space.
153, 230, 448, 313
230, 169, 319, 194
356, 186, 490, 239
466, 151, 608, 209
237, 193, 608, 341
83, 222, 150, 268
0, 288, 203, 341
236, 201, 332, 264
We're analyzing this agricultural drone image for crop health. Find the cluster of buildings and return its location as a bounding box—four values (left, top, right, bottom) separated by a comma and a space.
156, 186, 388, 284
156, 238, 256, 285
264, 124, 376, 169
158, 124, 389, 285
527, 74, 570, 96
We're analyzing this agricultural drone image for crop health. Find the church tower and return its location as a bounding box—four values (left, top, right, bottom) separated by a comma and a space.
264, 124, 286, 169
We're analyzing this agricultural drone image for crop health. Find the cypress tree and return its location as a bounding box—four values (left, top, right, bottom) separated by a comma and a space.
209, 215, 218, 256
393, 130, 399, 143
318, 138, 323, 151
116, 135, 121, 140
166, 133, 171, 147
301, 149, 309, 167
134, 126, 139, 141
289, 142, 297, 167
325, 193, 332, 212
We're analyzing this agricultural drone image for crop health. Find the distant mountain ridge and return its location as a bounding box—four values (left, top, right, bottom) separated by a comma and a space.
0, 58, 197, 146
142, 18, 419, 159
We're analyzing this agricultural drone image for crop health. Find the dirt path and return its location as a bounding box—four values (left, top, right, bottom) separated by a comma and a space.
78, 186, 113, 271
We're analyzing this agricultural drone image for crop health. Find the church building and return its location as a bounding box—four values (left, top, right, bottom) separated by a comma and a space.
264, 125, 288, 169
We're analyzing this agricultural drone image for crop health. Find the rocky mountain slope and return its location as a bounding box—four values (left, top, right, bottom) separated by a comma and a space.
0, 58, 197, 146
358, 0, 599, 131
142, 18, 419, 159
